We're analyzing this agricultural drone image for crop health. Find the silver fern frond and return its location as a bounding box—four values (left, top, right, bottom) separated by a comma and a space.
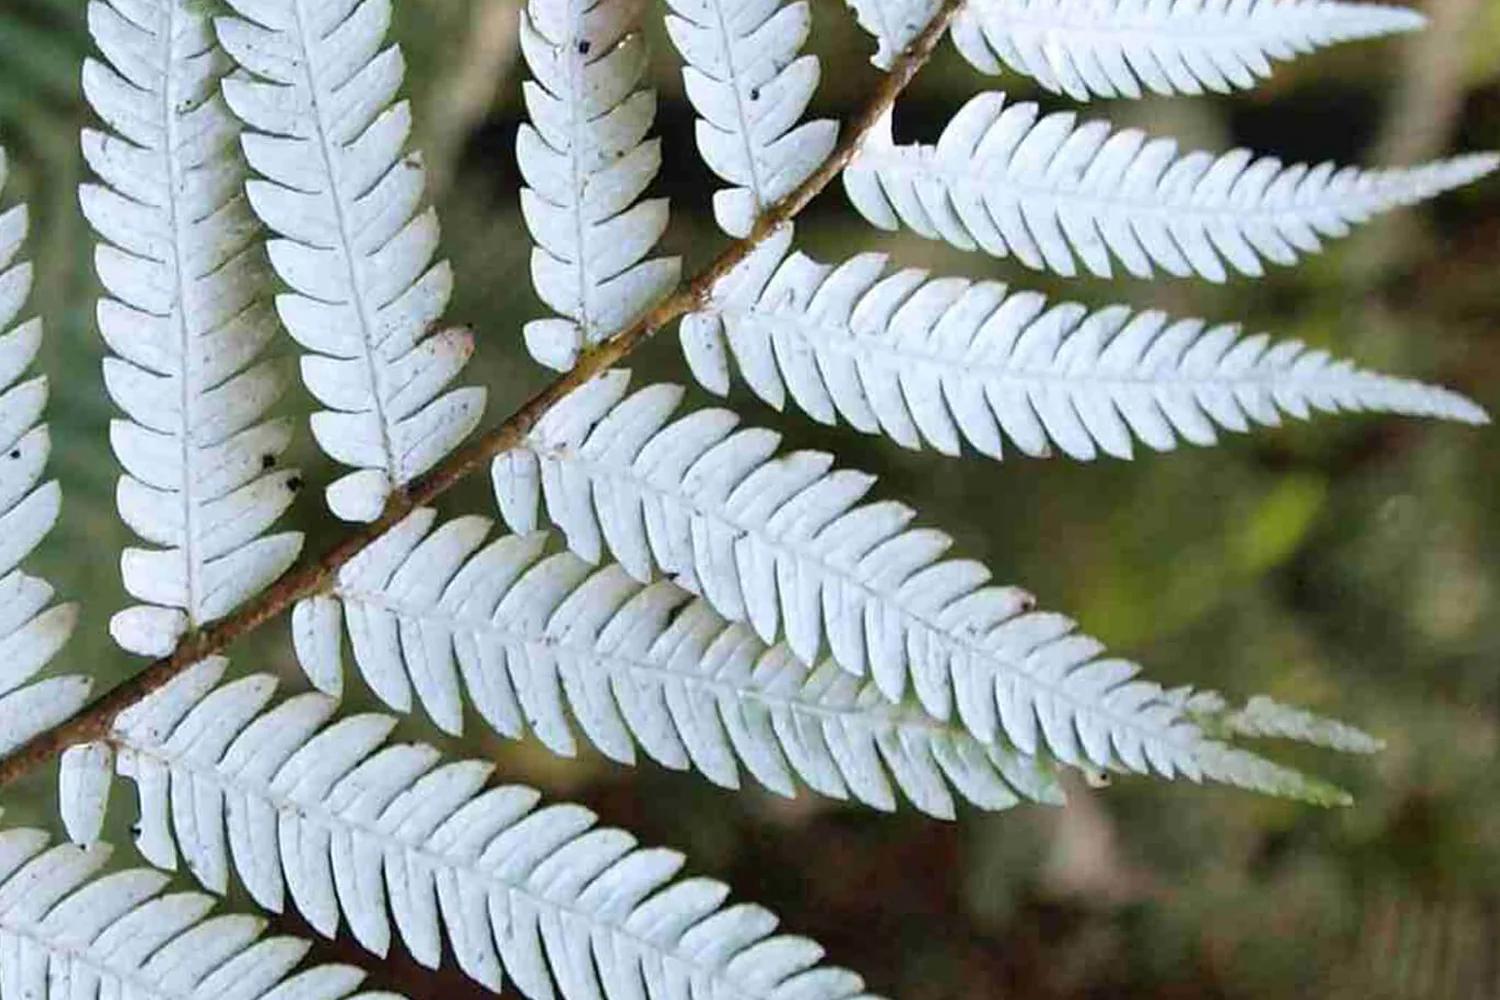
60, 659, 880, 1000
289, 508, 1064, 818
680, 227, 1485, 461
216, 0, 487, 523
844, 93, 1497, 282
949, 0, 1427, 101
0, 150, 85, 755
0, 820, 401, 1000
1182, 690, 1385, 753
664, 0, 838, 237
490, 372, 1348, 803
80, 0, 305, 656
844, 0, 1424, 98
519, 0, 682, 369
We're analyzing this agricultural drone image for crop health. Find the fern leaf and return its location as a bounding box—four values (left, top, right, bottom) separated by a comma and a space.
843, 0, 944, 70
490, 372, 1344, 803
0, 820, 400, 1000
664, 0, 838, 236
518, 0, 682, 370
844, 0, 1424, 100
949, 0, 1427, 101
64, 659, 880, 1000
216, 0, 487, 523
1182, 690, 1384, 753
0, 150, 85, 753
288, 509, 1063, 818
679, 227, 1486, 461
80, 0, 305, 655
843, 93, 1499, 282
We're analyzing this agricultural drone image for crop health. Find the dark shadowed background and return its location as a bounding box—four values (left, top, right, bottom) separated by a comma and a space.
2, 0, 1499, 994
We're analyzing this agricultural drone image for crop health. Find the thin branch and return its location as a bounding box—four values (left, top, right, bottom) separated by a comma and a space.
0, 0, 964, 790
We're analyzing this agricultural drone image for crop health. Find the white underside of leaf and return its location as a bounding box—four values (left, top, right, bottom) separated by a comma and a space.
81, 0, 305, 655
844, 92, 1499, 282
217, 0, 485, 522
842, 0, 943, 68
664, 0, 838, 237
0, 818, 400, 1000
844, 0, 1424, 99
950, 0, 1427, 101
680, 226, 1487, 459
0, 149, 85, 750
74, 659, 877, 1000
517, 0, 682, 370
490, 372, 1347, 803
290, 509, 1064, 819
1181, 689, 1385, 753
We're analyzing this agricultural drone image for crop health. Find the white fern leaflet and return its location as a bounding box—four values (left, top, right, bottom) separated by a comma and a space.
518, 0, 682, 370
288, 509, 1064, 818
664, 0, 838, 236
844, 0, 1425, 101
81, 0, 305, 656
1182, 691, 1385, 753
680, 227, 1486, 460
0, 818, 400, 1000
947, 0, 1427, 101
60, 658, 879, 1000
844, 92, 1498, 282
490, 372, 1351, 803
0, 152, 85, 755
217, 0, 487, 523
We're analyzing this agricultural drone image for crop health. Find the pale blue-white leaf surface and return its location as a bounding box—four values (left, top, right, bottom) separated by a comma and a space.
81, 0, 304, 655
681, 227, 1486, 460
218, 0, 486, 522
844, 93, 1499, 282
491, 372, 1350, 804
85, 660, 882, 1000
664, 0, 838, 235
0, 148, 85, 753
291, 509, 1064, 818
0, 818, 403, 1000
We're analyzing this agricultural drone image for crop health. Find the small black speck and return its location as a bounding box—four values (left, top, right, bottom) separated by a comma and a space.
287, 475, 304, 493
260, 453, 276, 470
749, 88, 760, 101
7, 449, 18, 460
577, 39, 591, 54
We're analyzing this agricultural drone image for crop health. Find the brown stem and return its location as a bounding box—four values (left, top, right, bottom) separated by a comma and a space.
0, 0, 963, 790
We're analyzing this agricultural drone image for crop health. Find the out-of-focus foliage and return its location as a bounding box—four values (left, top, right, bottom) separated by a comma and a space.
4, 0, 1499, 994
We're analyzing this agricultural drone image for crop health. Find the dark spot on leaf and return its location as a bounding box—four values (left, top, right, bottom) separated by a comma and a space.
8, 450, 18, 460
260, 453, 276, 470
577, 39, 591, 54
749, 88, 760, 101
287, 475, 304, 493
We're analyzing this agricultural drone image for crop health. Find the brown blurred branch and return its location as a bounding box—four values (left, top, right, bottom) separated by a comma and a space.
421, 0, 519, 194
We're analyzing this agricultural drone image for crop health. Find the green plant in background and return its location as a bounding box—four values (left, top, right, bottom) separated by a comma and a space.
0, 0, 1491, 995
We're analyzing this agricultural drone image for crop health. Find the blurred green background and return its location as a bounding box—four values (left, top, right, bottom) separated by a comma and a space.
3, 0, 1499, 994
